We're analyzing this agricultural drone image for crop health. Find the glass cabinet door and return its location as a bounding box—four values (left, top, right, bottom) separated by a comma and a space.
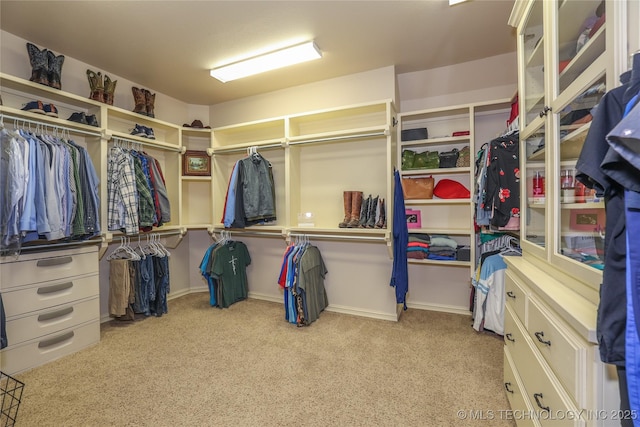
554, 77, 606, 271
520, 0, 545, 131
522, 123, 547, 249
552, 0, 607, 271
554, 0, 606, 98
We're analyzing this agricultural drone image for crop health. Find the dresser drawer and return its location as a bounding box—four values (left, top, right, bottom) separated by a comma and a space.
1, 274, 98, 317
4, 297, 99, 347
518, 336, 584, 427
0, 248, 98, 290
528, 296, 586, 408
505, 270, 527, 325
504, 347, 541, 427
0, 320, 100, 375
505, 304, 530, 367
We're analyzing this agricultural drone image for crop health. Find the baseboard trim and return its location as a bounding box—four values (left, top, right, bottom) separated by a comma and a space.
249, 292, 398, 321
100, 289, 399, 323
325, 304, 398, 322
405, 301, 471, 316
247, 291, 283, 304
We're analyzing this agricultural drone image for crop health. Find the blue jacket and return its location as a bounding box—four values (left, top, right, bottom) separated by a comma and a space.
391, 170, 409, 309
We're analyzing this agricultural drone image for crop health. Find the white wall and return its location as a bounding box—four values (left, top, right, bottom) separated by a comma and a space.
397, 52, 517, 112
1, 30, 194, 124
209, 65, 397, 126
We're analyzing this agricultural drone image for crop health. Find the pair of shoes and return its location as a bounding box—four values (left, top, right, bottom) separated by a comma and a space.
132, 87, 155, 118
338, 191, 386, 228
21, 100, 58, 117
338, 191, 364, 228
86, 70, 117, 105
360, 194, 386, 229
26, 43, 64, 90
67, 112, 99, 127
130, 124, 155, 139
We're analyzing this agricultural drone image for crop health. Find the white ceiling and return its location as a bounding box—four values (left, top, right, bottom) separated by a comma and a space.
0, 0, 517, 106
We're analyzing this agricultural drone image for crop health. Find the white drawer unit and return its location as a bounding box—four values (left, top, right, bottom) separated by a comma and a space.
504, 257, 620, 427
0, 246, 101, 375
505, 269, 528, 325
528, 296, 587, 407
1, 321, 100, 375
504, 347, 541, 427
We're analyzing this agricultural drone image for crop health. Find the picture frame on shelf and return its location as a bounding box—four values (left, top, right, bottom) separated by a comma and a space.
405, 209, 422, 229
569, 209, 605, 231
182, 150, 210, 176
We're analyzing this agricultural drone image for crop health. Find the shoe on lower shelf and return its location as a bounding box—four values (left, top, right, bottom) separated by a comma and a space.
21, 100, 45, 114
68, 111, 87, 124
43, 103, 58, 117
145, 126, 155, 139
130, 124, 147, 138
85, 114, 99, 127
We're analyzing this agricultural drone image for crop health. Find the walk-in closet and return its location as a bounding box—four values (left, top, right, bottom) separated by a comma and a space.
1, 1, 639, 426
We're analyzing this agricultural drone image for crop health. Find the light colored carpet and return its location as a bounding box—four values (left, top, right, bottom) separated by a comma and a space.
13, 293, 515, 427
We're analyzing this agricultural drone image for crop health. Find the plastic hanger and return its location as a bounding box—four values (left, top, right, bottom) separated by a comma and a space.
499, 236, 521, 256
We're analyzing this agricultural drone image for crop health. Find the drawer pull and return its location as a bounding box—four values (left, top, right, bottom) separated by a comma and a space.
38, 331, 74, 349
506, 291, 516, 299
534, 331, 551, 346
533, 393, 550, 412
504, 382, 514, 394
38, 306, 74, 322
505, 333, 515, 343
37, 281, 73, 294
37, 256, 73, 267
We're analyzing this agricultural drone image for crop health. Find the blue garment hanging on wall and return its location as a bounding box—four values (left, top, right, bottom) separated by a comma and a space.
390, 170, 409, 310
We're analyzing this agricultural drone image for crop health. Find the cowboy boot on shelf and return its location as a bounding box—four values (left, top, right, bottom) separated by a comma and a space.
26, 42, 49, 86
47, 49, 65, 90
144, 89, 155, 118
132, 87, 147, 115
358, 194, 371, 228
375, 198, 386, 229
103, 75, 117, 106
87, 70, 104, 102
347, 191, 363, 228
366, 195, 379, 228
338, 191, 353, 228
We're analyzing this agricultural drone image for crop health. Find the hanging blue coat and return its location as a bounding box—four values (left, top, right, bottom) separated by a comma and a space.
391, 170, 409, 310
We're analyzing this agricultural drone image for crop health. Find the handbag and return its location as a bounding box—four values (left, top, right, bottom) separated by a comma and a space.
401, 149, 416, 170
456, 146, 470, 168
438, 148, 459, 168
401, 176, 434, 199
412, 151, 440, 169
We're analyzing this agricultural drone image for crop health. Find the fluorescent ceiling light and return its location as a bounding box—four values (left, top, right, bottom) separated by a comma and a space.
449, 0, 470, 5
210, 41, 322, 83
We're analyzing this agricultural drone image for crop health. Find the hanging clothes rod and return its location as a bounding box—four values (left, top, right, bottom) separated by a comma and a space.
211, 229, 284, 238
110, 136, 183, 153
288, 130, 386, 146
6, 238, 103, 254
113, 229, 184, 239
213, 143, 284, 154
0, 113, 103, 137
288, 233, 387, 242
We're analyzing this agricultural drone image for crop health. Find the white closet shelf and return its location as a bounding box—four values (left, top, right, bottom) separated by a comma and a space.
0, 72, 104, 109
0, 107, 103, 136
109, 131, 181, 151
404, 199, 471, 205
408, 259, 471, 267
401, 167, 471, 176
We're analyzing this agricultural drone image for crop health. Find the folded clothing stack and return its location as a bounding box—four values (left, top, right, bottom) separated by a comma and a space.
407, 233, 430, 260
427, 235, 458, 261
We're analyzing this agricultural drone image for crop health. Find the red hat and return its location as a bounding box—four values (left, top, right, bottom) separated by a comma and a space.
434, 179, 470, 199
